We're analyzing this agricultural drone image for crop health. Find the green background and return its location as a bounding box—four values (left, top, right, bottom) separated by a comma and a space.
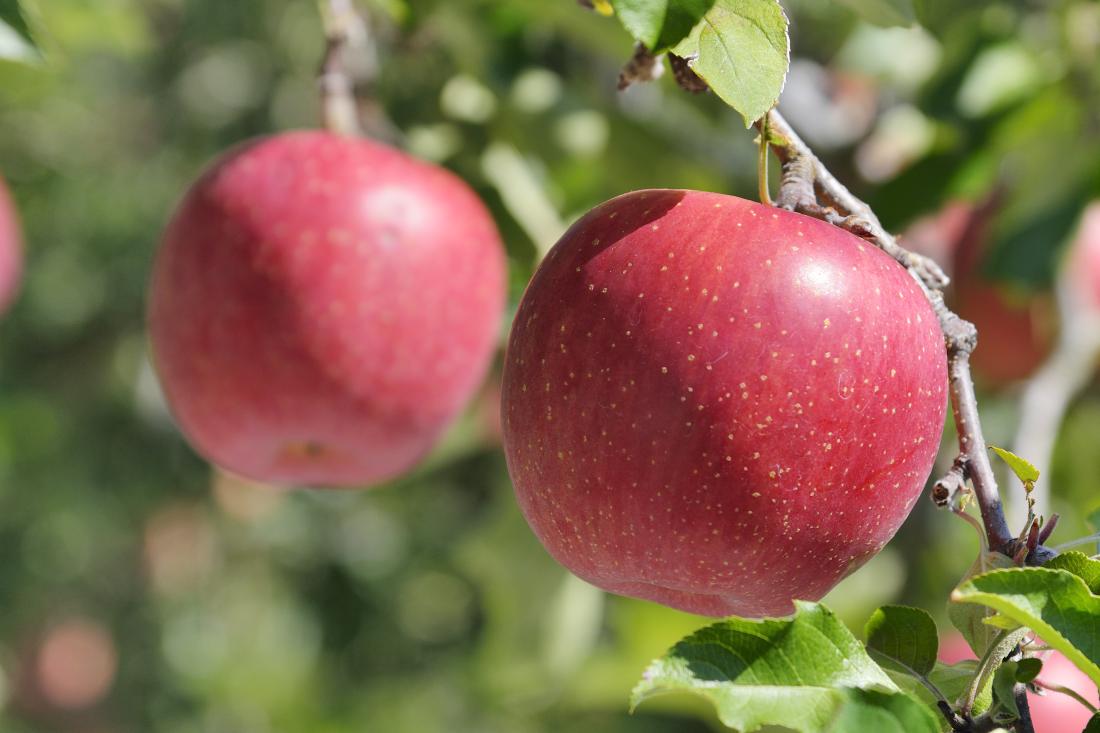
0, 0, 1098, 730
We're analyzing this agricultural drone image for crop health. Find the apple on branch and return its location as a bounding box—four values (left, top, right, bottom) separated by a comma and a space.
502, 189, 947, 617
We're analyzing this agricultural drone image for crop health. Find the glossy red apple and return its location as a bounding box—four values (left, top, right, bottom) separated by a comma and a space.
0, 174, 24, 314
502, 190, 947, 617
148, 131, 506, 487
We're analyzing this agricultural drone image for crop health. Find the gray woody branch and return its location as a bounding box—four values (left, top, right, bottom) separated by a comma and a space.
756, 108, 1057, 565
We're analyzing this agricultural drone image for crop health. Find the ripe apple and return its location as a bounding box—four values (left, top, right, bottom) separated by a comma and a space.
0, 174, 24, 314
148, 131, 506, 487
502, 190, 947, 617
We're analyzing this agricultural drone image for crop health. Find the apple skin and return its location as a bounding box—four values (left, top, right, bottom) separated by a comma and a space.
502, 190, 947, 617
148, 131, 506, 487
0, 174, 23, 314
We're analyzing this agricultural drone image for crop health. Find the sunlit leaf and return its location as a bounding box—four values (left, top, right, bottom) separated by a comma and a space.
632, 601, 939, 732
1047, 552, 1100, 594
611, 0, 713, 51
951, 568, 1100, 688
670, 0, 788, 127
989, 445, 1040, 485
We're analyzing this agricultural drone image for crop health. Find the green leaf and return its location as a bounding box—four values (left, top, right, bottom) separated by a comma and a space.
982, 614, 1022, 630
670, 0, 789, 127
1047, 552, 1100, 594
951, 567, 1100, 688
0, 0, 40, 63
1086, 713, 1100, 733
632, 601, 935, 732
865, 605, 939, 677
886, 660, 991, 715
948, 551, 1016, 657
1015, 657, 1042, 683
1087, 508, 1100, 531
825, 689, 941, 733
832, 0, 915, 26
989, 445, 1040, 485
610, 0, 714, 52
992, 661, 1022, 720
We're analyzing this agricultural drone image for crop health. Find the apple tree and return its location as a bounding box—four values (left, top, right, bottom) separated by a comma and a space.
501, 2, 1100, 732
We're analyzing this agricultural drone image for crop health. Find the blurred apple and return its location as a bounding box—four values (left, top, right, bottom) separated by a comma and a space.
148, 131, 507, 488
0, 174, 24, 315
35, 619, 117, 710
903, 195, 1053, 386
1064, 202, 1100, 313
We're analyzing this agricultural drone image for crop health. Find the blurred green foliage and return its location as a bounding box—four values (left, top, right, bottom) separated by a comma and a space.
0, 0, 1098, 731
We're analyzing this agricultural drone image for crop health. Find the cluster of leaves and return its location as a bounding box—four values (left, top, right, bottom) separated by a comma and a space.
634, 551, 1100, 731
604, 0, 966, 126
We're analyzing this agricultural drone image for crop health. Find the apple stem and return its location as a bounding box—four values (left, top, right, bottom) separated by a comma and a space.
757, 113, 773, 207
748, 108, 1043, 564
318, 0, 365, 136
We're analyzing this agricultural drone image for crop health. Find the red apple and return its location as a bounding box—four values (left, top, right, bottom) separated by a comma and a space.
502, 190, 947, 617
0, 174, 24, 314
1065, 202, 1100, 313
148, 131, 506, 487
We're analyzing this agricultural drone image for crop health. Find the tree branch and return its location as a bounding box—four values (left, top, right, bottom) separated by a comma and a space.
318, 0, 364, 136
755, 108, 1035, 559
1013, 683, 1035, 733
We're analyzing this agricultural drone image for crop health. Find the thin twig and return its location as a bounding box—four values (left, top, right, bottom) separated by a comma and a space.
1013, 683, 1035, 733
1033, 679, 1100, 714
318, 0, 364, 136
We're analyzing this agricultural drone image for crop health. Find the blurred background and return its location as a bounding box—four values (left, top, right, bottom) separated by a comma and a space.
0, 0, 1099, 731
